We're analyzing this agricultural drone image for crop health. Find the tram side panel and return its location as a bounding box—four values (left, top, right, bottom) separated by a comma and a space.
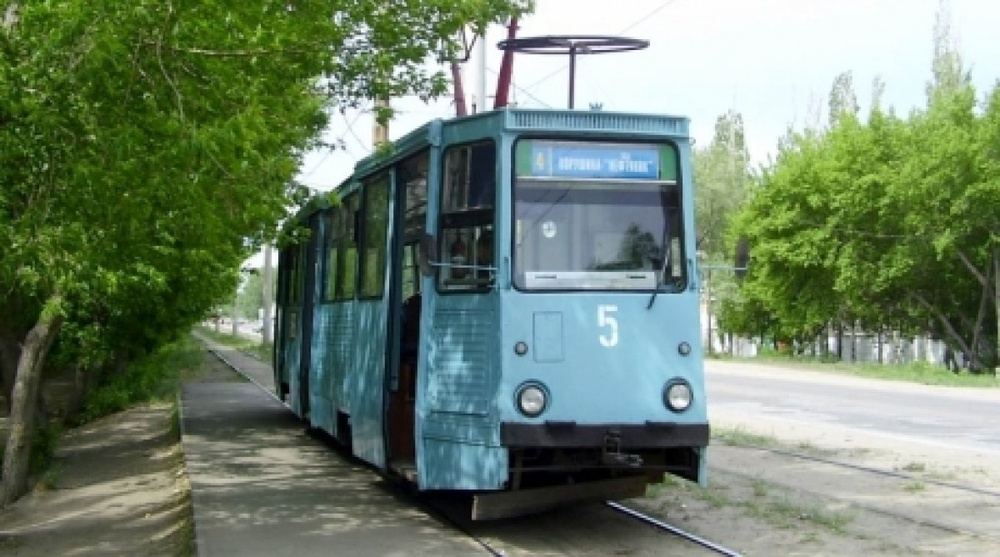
418, 295, 506, 490
310, 301, 355, 441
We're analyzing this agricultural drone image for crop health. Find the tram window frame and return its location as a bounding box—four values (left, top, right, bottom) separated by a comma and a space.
510, 138, 687, 292
437, 140, 497, 293
322, 209, 339, 302
334, 194, 359, 301
397, 151, 430, 300
289, 247, 304, 304
360, 173, 390, 299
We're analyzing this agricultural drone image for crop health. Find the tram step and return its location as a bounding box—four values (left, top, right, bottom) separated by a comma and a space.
391, 461, 418, 483
472, 475, 648, 521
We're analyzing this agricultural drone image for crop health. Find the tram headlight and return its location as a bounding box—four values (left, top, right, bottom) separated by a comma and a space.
515, 383, 548, 417
663, 379, 693, 412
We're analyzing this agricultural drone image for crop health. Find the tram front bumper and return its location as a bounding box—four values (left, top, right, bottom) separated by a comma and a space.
500, 421, 710, 448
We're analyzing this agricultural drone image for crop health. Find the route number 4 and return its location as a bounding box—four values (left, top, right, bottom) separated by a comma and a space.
598, 305, 619, 347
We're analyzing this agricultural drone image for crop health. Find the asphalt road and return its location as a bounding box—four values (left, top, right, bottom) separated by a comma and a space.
704, 359, 1000, 457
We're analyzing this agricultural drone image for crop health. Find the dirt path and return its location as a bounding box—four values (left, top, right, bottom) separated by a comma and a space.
0, 350, 237, 557
0, 403, 191, 556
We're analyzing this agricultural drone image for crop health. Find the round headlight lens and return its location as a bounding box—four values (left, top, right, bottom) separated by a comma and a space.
516, 384, 547, 417
664, 380, 693, 412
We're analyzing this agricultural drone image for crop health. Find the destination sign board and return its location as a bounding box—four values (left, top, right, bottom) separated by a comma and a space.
524, 141, 661, 180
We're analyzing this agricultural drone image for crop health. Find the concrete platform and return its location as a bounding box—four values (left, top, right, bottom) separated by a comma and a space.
181, 342, 483, 556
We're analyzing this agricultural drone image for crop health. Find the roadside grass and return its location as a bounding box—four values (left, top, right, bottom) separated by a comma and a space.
178, 491, 197, 557
708, 354, 999, 388
648, 473, 854, 534
712, 426, 778, 448
899, 462, 926, 473
716, 427, 966, 488
194, 325, 272, 362
712, 426, 838, 458
76, 336, 205, 424
762, 497, 853, 532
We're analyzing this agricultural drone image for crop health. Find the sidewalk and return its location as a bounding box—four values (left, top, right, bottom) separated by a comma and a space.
182, 340, 483, 556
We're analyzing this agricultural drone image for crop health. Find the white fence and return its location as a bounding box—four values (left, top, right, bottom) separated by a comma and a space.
702, 310, 951, 366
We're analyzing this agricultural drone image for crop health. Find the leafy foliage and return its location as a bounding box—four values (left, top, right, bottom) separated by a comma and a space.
723, 19, 998, 369
693, 110, 752, 261
0, 0, 533, 505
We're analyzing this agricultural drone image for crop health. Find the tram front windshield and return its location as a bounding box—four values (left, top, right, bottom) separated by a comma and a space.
513, 179, 685, 292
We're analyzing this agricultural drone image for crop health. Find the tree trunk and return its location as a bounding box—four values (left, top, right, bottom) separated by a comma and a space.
0, 297, 30, 417
0, 333, 17, 415
0, 302, 64, 508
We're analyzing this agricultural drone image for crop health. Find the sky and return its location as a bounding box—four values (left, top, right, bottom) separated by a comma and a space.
294, 0, 1000, 194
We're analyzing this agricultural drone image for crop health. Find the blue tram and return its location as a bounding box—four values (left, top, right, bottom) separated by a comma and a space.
274, 108, 709, 519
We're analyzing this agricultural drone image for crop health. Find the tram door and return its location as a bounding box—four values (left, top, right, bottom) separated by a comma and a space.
273, 247, 294, 401
293, 212, 321, 418
386, 152, 429, 469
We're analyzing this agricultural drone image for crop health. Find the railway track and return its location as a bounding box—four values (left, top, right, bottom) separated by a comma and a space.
739, 442, 1000, 499
605, 501, 743, 556
715, 441, 1000, 543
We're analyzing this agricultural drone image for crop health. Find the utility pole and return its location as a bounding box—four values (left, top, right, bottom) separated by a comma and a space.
475, 29, 487, 113
995, 245, 999, 376
373, 97, 389, 147
705, 267, 713, 355
231, 290, 239, 336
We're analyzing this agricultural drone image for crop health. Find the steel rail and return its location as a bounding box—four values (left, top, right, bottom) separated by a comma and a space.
736, 443, 1000, 499
606, 501, 743, 556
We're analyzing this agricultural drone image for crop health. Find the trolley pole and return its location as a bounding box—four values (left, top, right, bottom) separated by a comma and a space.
497, 35, 649, 110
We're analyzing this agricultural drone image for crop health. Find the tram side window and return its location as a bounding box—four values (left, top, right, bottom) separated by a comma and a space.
398, 152, 429, 300
438, 141, 496, 292
323, 209, 339, 302
289, 248, 303, 304
335, 195, 359, 300
360, 174, 390, 299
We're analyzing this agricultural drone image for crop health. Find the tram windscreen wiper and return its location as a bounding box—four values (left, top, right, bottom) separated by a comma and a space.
646, 239, 670, 310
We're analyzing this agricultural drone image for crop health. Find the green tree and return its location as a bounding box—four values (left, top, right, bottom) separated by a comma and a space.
694, 110, 752, 261
828, 71, 859, 127
0, 0, 531, 507
237, 271, 273, 322
724, 1, 997, 368
692, 111, 754, 351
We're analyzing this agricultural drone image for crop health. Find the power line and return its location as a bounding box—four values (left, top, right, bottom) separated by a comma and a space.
485, 67, 553, 108
340, 106, 370, 155
300, 104, 369, 180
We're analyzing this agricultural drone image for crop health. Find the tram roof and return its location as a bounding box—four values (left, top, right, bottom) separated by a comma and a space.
352, 107, 689, 176
284, 107, 691, 227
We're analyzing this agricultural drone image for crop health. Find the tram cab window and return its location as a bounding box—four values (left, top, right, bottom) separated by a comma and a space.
512, 140, 686, 292
437, 141, 496, 292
